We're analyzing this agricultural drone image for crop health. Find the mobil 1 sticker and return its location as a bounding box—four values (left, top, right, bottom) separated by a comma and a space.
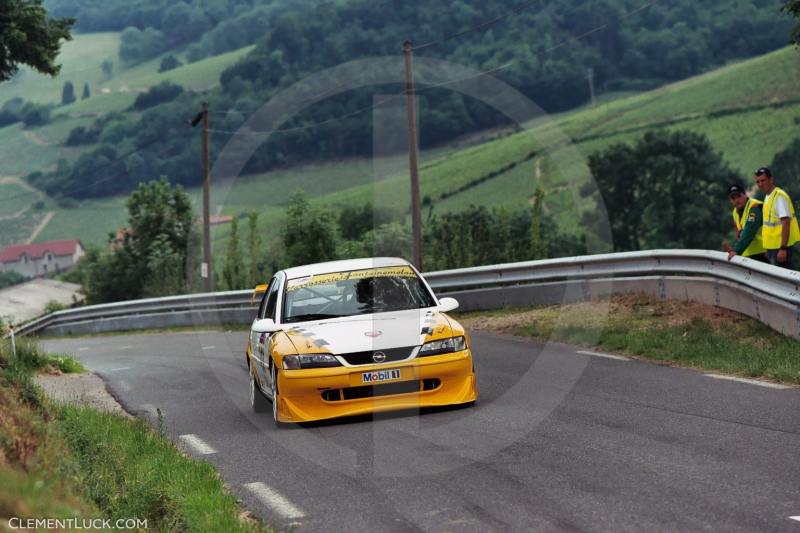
362, 369, 401, 383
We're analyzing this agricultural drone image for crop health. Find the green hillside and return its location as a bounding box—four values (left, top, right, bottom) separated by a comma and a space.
3, 45, 800, 264
0, 32, 254, 175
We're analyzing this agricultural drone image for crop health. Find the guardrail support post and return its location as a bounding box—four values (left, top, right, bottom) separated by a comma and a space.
10, 326, 16, 361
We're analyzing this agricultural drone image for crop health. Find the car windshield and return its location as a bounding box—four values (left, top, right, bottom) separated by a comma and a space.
282, 265, 436, 323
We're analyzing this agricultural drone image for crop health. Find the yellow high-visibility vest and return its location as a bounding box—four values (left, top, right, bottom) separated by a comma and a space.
731, 198, 765, 257
762, 187, 800, 250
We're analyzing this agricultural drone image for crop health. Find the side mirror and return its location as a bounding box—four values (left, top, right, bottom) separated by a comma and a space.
252, 318, 281, 333
438, 297, 459, 313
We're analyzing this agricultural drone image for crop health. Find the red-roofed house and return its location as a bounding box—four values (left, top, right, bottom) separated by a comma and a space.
0, 239, 84, 278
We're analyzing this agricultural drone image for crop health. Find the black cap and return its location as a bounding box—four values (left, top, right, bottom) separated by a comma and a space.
728, 184, 746, 196
755, 167, 772, 177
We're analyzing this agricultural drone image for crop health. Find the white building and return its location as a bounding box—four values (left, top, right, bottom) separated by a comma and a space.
0, 239, 85, 278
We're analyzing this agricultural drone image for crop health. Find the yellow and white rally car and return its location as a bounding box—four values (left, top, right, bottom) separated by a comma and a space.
246, 257, 478, 424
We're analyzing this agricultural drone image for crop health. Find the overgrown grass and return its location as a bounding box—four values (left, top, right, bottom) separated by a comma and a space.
1, 337, 86, 379
57, 406, 263, 532
458, 295, 800, 384
0, 338, 270, 532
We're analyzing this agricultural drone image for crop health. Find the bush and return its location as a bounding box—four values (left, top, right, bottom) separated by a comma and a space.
44, 300, 68, 314
0, 109, 19, 127
119, 26, 169, 65
0, 271, 25, 289
158, 55, 182, 73
64, 126, 100, 146
61, 81, 76, 105
20, 102, 51, 126
131, 81, 184, 111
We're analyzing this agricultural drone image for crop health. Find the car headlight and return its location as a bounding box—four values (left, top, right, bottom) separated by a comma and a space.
418, 336, 467, 357
282, 354, 341, 369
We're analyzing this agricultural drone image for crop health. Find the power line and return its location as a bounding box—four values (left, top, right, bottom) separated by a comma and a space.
205, 61, 516, 137
1, 124, 181, 204
542, 0, 661, 55
412, 0, 545, 51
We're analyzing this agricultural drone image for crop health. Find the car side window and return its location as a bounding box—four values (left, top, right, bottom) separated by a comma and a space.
257, 283, 271, 319
264, 278, 280, 321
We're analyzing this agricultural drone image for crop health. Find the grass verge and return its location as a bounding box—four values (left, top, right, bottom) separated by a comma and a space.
457, 294, 800, 384
0, 338, 269, 532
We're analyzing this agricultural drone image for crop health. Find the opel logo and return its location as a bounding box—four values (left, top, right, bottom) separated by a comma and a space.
372, 351, 386, 363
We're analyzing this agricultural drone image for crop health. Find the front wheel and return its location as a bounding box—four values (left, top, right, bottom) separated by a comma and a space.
249, 364, 270, 413
270, 362, 287, 427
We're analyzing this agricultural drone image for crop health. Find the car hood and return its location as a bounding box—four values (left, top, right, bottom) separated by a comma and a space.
282, 308, 453, 355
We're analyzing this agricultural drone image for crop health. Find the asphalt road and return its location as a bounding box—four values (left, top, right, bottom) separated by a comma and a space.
42, 330, 800, 532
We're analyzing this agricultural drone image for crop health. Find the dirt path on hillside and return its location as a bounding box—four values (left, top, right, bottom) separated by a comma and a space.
0, 176, 39, 193
22, 129, 50, 146
24, 211, 54, 243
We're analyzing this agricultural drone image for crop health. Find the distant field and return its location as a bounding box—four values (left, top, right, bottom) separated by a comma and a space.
33, 196, 128, 246
0, 182, 37, 217
0, 211, 49, 247
0, 33, 121, 106
0, 123, 86, 176
58, 44, 255, 116
0, 35, 256, 180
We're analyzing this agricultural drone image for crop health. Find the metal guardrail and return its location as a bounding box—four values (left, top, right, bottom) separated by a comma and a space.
9, 249, 800, 339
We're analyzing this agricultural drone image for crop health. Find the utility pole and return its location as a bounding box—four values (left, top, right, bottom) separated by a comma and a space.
403, 39, 423, 271
191, 101, 213, 291
586, 68, 596, 108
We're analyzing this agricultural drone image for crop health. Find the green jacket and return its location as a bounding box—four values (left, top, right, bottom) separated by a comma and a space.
732, 200, 763, 255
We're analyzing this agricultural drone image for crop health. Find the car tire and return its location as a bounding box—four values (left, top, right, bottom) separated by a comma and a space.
249, 363, 270, 413
270, 362, 287, 427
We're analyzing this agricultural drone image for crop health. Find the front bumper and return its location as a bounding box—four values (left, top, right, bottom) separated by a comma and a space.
275, 350, 477, 423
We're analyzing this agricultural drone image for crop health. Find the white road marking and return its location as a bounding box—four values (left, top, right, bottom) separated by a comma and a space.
789, 516, 800, 522
201, 345, 216, 350
118, 345, 133, 350
77, 347, 89, 352
109, 367, 130, 372
178, 434, 217, 455
576, 350, 630, 361
704, 374, 791, 390
243, 482, 305, 520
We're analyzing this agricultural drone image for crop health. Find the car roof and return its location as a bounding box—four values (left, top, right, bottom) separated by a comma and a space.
281, 257, 413, 279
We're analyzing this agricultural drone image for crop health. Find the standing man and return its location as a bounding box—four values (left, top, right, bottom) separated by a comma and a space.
725, 183, 766, 262
754, 167, 800, 268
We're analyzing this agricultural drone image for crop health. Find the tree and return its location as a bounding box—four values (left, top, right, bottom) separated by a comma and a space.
61, 81, 75, 105
582, 130, 733, 251
530, 188, 547, 259
158, 55, 182, 73
79, 177, 198, 303
20, 102, 50, 126
246, 211, 263, 286
82, 82, 90, 99
282, 191, 338, 267
131, 81, 183, 110
101, 59, 113, 80
222, 217, 245, 290
0, 0, 74, 82
784, 1, 800, 46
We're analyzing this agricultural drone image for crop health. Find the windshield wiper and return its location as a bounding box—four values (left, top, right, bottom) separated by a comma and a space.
284, 313, 342, 323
